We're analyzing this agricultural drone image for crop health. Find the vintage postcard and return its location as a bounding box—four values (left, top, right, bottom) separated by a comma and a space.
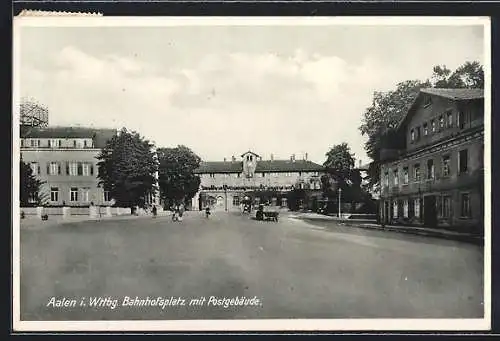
12, 16, 491, 332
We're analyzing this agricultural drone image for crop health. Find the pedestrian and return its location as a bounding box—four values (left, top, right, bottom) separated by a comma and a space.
178, 203, 185, 222
205, 206, 211, 219
152, 205, 157, 218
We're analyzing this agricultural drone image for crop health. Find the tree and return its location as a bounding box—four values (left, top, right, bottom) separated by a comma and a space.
97, 128, 158, 209
322, 143, 366, 206
157, 145, 201, 209
20, 160, 45, 206
359, 61, 484, 188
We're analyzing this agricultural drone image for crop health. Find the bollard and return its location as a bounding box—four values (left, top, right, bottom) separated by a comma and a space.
106, 206, 112, 217
36, 206, 43, 219
62, 206, 71, 219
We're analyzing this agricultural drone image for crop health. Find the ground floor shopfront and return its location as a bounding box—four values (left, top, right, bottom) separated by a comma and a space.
379, 186, 483, 234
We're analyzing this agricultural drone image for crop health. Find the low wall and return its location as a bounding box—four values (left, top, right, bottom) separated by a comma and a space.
20, 206, 132, 218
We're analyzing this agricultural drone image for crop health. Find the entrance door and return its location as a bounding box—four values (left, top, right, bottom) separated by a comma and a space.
384, 201, 390, 225
424, 195, 437, 228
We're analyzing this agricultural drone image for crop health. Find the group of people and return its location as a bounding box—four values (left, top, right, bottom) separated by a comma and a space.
171, 203, 185, 222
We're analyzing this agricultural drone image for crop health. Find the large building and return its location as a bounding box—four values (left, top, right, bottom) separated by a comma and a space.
192, 151, 325, 211
20, 126, 159, 207
378, 88, 484, 233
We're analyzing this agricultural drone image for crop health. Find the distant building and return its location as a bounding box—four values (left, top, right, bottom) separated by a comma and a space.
378, 88, 484, 233
193, 151, 325, 211
19, 126, 159, 207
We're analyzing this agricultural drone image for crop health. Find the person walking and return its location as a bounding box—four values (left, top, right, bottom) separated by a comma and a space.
152, 205, 157, 218
178, 203, 185, 222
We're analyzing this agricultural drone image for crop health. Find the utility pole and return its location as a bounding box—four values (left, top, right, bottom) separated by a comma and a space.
338, 188, 342, 218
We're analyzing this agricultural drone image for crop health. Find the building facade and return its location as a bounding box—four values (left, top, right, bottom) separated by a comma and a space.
20, 126, 159, 207
193, 151, 324, 211
379, 88, 484, 233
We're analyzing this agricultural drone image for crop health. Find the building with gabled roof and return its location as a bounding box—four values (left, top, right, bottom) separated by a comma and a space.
192, 151, 325, 211
378, 88, 484, 233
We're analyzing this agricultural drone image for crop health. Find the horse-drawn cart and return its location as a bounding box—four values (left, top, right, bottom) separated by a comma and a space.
256, 204, 279, 222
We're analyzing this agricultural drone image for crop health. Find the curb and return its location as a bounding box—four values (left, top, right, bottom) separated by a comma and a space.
291, 216, 483, 245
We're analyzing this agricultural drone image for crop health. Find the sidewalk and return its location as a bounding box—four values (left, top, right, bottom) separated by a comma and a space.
288, 212, 483, 245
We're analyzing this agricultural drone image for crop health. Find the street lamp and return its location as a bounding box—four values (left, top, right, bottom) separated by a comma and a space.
338, 188, 342, 218
223, 184, 228, 212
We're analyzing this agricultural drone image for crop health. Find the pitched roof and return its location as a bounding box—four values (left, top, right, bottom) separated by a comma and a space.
420, 88, 484, 100
396, 87, 484, 131
21, 126, 117, 148
195, 159, 324, 173
196, 161, 243, 173
255, 160, 324, 172
240, 150, 260, 157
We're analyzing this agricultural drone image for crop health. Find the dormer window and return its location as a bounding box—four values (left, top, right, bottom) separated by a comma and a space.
431, 120, 436, 133
423, 123, 428, 136
411, 129, 415, 142
439, 115, 445, 129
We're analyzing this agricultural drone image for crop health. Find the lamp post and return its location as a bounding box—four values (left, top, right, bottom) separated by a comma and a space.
223, 184, 228, 212
338, 188, 342, 218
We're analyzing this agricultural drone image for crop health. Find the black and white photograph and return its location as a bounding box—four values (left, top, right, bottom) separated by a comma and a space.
12, 16, 491, 331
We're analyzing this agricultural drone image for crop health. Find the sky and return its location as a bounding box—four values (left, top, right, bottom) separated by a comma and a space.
17, 20, 485, 165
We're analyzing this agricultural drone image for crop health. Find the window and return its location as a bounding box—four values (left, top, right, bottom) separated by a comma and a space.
459, 149, 468, 173
232, 196, 240, 206
81, 188, 90, 202
414, 198, 421, 218
393, 168, 399, 186
69, 162, 78, 176
461, 193, 471, 218
384, 172, 389, 186
427, 159, 434, 179
30, 162, 39, 175
458, 111, 467, 129
416, 127, 421, 140
224, 173, 228, 178
392, 201, 398, 218
103, 191, 111, 202
403, 200, 409, 218
21, 139, 24, 147
70, 187, 79, 202
261, 173, 265, 177
403, 167, 409, 184
447, 111, 453, 127
411, 129, 415, 142
30, 139, 39, 147
48, 162, 60, 175
49, 139, 59, 148
442, 155, 450, 177
50, 187, 59, 202
431, 120, 436, 133
59, 140, 62, 147
82, 163, 93, 176
442, 196, 451, 218
28, 191, 38, 203
413, 164, 421, 181
84, 140, 88, 148
73, 140, 77, 148
423, 123, 428, 136
439, 115, 445, 129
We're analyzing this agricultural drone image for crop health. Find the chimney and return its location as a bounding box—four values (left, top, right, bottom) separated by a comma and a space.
291, 154, 296, 162
270, 154, 274, 161
231, 155, 236, 162
224, 157, 227, 162
305, 153, 308, 161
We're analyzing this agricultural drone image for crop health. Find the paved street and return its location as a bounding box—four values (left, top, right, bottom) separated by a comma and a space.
20, 211, 484, 320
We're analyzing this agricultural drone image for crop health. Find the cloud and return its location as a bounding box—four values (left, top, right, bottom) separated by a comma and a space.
17, 45, 443, 164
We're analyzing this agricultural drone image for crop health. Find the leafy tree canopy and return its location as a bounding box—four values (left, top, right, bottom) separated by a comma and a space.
97, 127, 158, 208
20, 160, 45, 206
157, 145, 201, 207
